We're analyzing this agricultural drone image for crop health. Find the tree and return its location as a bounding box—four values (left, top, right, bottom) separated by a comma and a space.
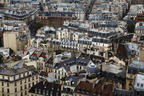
28, 20, 44, 36
127, 23, 135, 33
34, 22, 44, 32
0, 55, 3, 64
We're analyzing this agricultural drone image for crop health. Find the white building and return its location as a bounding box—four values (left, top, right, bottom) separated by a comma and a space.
134, 74, 144, 91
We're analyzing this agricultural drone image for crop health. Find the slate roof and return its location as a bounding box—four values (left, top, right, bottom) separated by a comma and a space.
54, 57, 90, 72
63, 75, 85, 87
29, 81, 61, 96
113, 88, 133, 96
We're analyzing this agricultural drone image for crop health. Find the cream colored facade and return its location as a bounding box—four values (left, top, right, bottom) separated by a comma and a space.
0, 0, 10, 5
3, 32, 18, 53
135, 22, 144, 35
126, 72, 136, 90
3, 31, 30, 53
0, 70, 39, 96
28, 93, 43, 96
139, 45, 144, 62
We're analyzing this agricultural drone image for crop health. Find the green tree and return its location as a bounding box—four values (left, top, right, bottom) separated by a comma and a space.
34, 22, 44, 32
127, 23, 135, 33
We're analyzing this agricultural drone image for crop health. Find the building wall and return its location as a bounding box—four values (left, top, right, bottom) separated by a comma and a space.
28, 93, 43, 96
0, 0, 10, 5
139, 45, 144, 62
36, 16, 73, 27
0, 73, 39, 96
3, 32, 17, 53
54, 67, 67, 80
126, 72, 136, 90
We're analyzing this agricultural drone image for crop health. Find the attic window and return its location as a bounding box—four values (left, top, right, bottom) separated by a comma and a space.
35, 88, 37, 93
141, 84, 143, 87
43, 90, 45, 95
137, 83, 139, 87
38, 89, 41, 94
139, 23, 143, 26
46, 91, 48, 95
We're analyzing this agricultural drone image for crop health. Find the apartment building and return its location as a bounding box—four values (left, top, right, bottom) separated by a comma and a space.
0, 0, 10, 5
29, 80, 61, 96
3, 31, 30, 53
54, 57, 92, 80
135, 22, 144, 35
0, 66, 39, 96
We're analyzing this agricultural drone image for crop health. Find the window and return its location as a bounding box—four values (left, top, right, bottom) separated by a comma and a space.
25, 79, 26, 83
23, 73, 25, 77
29, 83, 31, 88
32, 76, 34, 80
7, 82, 9, 87
20, 80, 22, 84
19, 74, 21, 78
28, 78, 30, 82
15, 88, 17, 92
25, 91, 27, 95
2, 88, 4, 92
21, 86, 23, 90
21, 92, 23, 96
15, 82, 17, 86
137, 83, 139, 87
36, 75, 38, 79
8, 76, 10, 81
141, 84, 143, 87
43, 90, 45, 95
25, 85, 27, 89
14, 76, 15, 80
32, 82, 34, 86
55, 92, 59, 96
7, 89, 9, 93
46, 90, 48, 95
27, 72, 29, 75
38, 89, 41, 94
2, 82, 4, 86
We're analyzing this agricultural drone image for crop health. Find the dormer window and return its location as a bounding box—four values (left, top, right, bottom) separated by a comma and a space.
141, 84, 143, 88
46, 90, 48, 95
139, 23, 143, 26
137, 83, 139, 87
23, 73, 25, 77
38, 89, 41, 94
19, 74, 21, 78
50, 91, 53, 96
43, 84, 46, 88
43, 90, 45, 95
35, 88, 37, 93
27, 72, 29, 75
